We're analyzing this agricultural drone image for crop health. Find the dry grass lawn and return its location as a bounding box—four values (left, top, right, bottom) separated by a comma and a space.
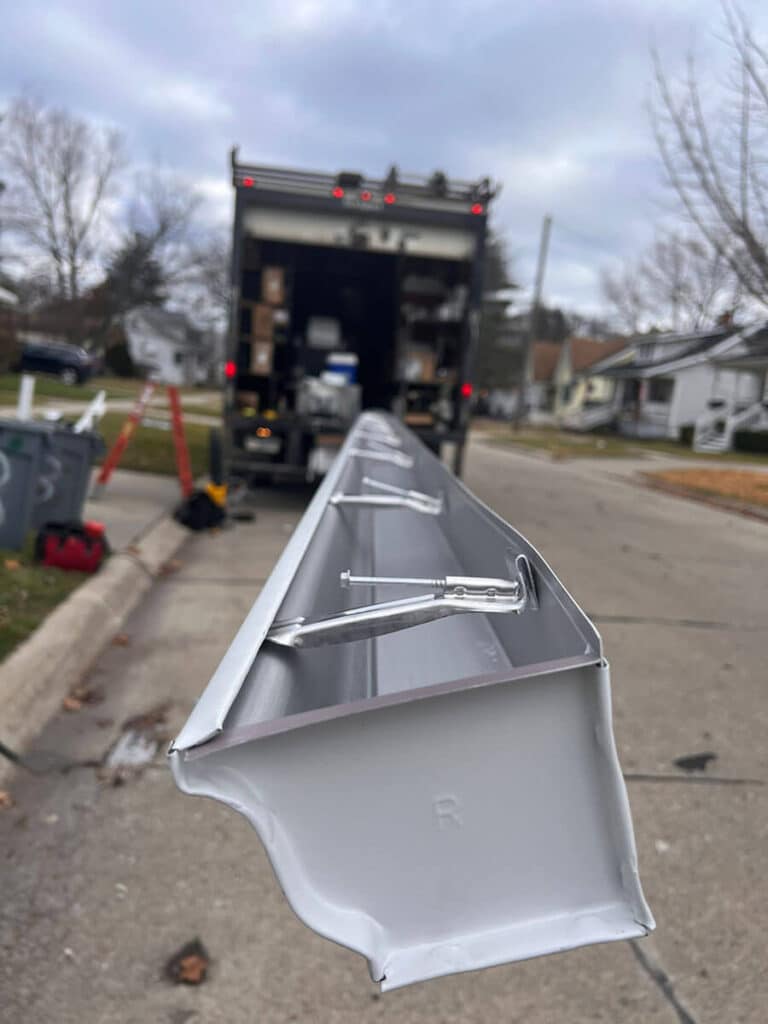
648, 467, 768, 507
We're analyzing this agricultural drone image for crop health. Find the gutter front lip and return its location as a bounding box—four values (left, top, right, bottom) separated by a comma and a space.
176, 653, 605, 762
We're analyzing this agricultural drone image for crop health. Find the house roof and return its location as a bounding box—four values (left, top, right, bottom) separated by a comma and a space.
711, 324, 768, 371
530, 341, 561, 382
568, 337, 628, 373
600, 326, 744, 380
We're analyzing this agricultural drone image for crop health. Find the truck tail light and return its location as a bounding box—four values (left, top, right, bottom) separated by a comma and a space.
471, 203, 484, 215
360, 190, 372, 202
332, 186, 345, 199
384, 192, 396, 205
242, 177, 254, 188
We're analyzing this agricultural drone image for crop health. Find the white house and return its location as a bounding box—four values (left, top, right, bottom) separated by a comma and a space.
692, 324, 768, 451
583, 324, 767, 441
123, 306, 219, 387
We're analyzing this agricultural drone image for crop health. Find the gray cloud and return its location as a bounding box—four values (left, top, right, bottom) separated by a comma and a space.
2, 0, 767, 312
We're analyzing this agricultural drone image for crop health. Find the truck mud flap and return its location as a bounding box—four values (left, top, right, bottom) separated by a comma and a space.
170, 412, 654, 990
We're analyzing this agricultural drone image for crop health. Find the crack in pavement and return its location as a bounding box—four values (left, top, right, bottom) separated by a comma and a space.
589, 612, 765, 632
624, 772, 764, 787
630, 939, 699, 1024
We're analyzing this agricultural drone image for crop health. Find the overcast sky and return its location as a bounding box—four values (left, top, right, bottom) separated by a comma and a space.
3, 0, 768, 314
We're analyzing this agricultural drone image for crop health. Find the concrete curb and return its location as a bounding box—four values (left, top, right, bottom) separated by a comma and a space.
0, 516, 188, 785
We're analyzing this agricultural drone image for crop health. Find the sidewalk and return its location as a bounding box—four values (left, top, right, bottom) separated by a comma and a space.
85, 468, 183, 551
0, 468, 187, 779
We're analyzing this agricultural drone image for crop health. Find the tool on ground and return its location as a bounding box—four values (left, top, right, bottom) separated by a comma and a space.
34, 520, 110, 573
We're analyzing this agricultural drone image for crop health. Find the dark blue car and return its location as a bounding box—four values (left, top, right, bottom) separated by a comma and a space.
16, 339, 95, 385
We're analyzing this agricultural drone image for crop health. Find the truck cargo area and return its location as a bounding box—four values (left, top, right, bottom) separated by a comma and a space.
225, 158, 494, 482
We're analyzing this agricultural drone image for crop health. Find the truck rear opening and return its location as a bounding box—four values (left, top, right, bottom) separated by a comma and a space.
224, 155, 495, 482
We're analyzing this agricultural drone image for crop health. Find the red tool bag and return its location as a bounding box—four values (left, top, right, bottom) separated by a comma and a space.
35, 521, 109, 573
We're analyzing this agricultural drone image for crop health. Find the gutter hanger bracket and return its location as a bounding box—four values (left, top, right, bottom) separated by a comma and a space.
330, 477, 443, 515
348, 447, 415, 469
267, 555, 537, 648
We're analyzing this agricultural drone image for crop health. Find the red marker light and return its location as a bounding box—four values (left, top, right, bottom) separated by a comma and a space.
384, 192, 396, 205
242, 176, 254, 188
471, 202, 484, 215
332, 186, 345, 198
224, 360, 236, 379
460, 382, 473, 399
360, 190, 372, 202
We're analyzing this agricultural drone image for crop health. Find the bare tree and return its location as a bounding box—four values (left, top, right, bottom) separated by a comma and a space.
182, 231, 231, 327
88, 170, 203, 348
125, 168, 201, 284
124, 171, 229, 330
652, 4, 768, 307
603, 230, 742, 332
601, 265, 649, 333
0, 96, 121, 301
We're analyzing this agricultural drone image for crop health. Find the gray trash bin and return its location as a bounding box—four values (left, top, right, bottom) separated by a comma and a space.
0, 420, 52, 550
30, 426, 105, 529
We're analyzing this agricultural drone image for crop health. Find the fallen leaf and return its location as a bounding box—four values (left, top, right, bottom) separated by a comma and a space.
62, 696, 83, 712
4, 559, 21, 571
123, 701, 171, 733
0, 790, 15, 809
159, 559, 183, 576
111, 633, 130, 647
165, 939, 210, 985
673, 751, 717, 773
70, 684, 103, 705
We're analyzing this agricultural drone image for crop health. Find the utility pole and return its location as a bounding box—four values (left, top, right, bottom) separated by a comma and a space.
513, 214, 552, 429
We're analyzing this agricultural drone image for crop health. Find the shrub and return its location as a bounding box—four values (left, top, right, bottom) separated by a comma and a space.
733, 429, 768, 453
104, 340, 137, 377
679, 424, 695, 447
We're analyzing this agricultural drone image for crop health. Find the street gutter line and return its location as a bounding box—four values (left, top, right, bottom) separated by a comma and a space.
630, 939, 699, 1024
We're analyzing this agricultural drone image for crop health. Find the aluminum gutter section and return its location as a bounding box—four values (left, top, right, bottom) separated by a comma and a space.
170, 413, 654, 989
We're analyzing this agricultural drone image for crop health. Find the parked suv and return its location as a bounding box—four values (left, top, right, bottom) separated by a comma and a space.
15, 339, 95, 385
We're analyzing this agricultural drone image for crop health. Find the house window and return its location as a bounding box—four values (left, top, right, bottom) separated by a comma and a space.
648, 378, 674, 403
173, 351, 184, 365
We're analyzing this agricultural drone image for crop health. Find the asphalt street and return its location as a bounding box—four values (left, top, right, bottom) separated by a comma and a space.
1, 437, 766, 1023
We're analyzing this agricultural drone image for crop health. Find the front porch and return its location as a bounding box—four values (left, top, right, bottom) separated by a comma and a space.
693, 341, 768, 453
615, 378, 677, 439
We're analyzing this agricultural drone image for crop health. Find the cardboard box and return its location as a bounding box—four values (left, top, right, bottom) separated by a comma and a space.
250, 341, 274, 377
262, 267, 286, 306
242, 301, 273, 339
404, 412, 435, 427
237, 391, 260, 412
399, 347, 437, 384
